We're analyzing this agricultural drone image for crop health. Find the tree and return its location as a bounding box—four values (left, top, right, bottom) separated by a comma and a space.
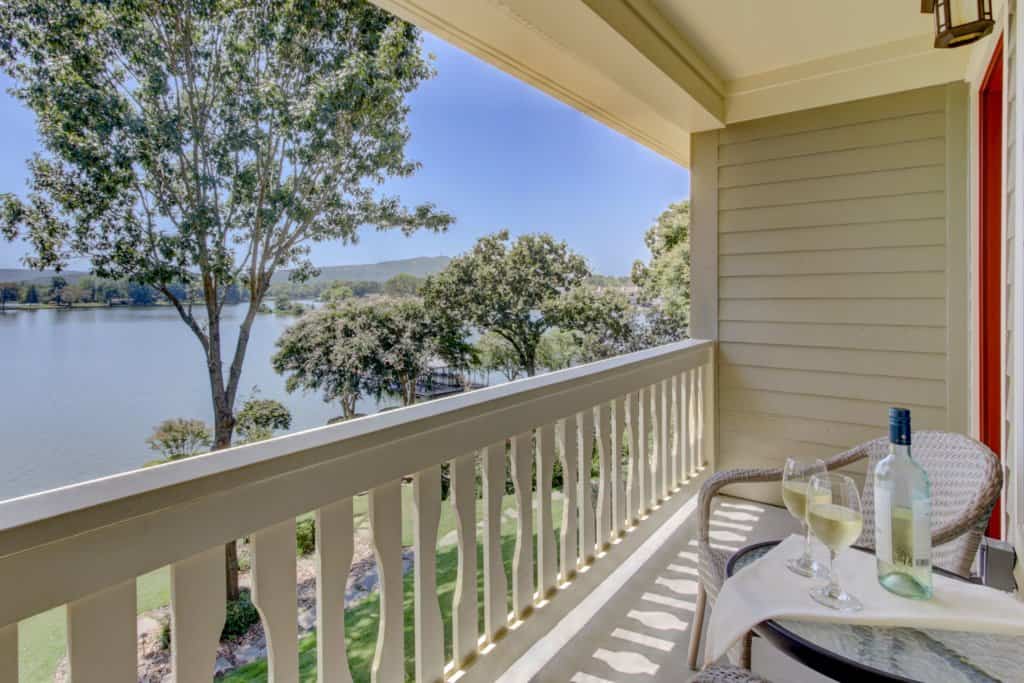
146, 418, 212, 461
320, 282, 353, 308
537, 329, 580, 372
48, 276, 66, 306
383, 272, 423, 297
423, 231, 630, 376
476, 332, 522, 381
24, 284, 38, 304
359, 299, 438, 406
235, 398, 292, 443
631, 200, 690, 343
0, 0, 452, 599
273, 307, 371, 421
0, 282, 17, 311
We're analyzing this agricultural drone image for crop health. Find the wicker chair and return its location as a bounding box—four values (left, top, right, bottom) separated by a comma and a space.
692, 664, 772, 682
687, 431, 1002, 671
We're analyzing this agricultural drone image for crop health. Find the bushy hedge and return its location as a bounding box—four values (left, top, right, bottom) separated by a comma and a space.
296, 518, 316, 556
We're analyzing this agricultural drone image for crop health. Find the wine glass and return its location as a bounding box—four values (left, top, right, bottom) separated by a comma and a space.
806, 473, 864, 611
781, 458, 828, 577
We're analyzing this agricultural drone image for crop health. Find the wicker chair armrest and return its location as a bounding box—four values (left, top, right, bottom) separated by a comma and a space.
697, 447, 869, 542
931, 465, 1003, 547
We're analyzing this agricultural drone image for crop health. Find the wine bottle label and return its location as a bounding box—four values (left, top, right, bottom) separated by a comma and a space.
875, 487, 930, 568
875, 487, 893, 564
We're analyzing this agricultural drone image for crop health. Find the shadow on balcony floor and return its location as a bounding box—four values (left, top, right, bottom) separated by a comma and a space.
503, 495, 799, 682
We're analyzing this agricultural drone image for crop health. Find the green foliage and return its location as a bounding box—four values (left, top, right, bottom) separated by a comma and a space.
536, 329, 580, 371
382, 272, 423, 297
295, 518, 316, 556
159, 619, 171, 651
0, 0, 453, 459
145, 418, 212, 461
236, 398, 292, 444
475, 331, 522, 381
424, 231, 634, 377
320, 282, 354, 308
222, 590, 261, 641
273, 307, 369, 419
631, 200, 690, 343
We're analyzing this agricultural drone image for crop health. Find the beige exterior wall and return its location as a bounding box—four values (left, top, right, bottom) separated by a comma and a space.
693, 84, 970, 502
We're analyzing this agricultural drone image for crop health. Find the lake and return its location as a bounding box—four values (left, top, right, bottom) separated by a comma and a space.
0, 305, 403, 501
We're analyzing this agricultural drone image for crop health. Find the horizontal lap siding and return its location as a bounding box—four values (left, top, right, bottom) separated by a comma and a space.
715, 86, 957, 501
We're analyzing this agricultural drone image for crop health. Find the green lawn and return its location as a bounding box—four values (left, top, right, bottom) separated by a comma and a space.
18, 485, 563, 683
224, 491, 564, 682
19, 567, 169, 683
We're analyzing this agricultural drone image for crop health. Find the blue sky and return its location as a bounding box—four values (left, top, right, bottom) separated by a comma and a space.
0, 32, 689, 277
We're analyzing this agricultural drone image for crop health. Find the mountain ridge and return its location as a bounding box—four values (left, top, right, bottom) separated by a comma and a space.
0, 256, 452, 285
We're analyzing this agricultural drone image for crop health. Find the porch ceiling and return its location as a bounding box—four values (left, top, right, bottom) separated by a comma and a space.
372, 0, 995, 166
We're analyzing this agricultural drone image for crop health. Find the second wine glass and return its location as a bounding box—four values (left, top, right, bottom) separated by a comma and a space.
807, 472, 864, 612
782, 457, 828, 578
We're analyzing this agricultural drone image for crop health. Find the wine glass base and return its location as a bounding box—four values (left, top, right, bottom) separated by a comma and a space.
810, 585, 862, 612
786, 555, 828, 579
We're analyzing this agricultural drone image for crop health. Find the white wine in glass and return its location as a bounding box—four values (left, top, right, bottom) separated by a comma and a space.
782, 458, 828, 577
807, 472, 864, 611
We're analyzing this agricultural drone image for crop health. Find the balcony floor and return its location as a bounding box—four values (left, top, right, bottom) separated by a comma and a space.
497, 495, 800, 682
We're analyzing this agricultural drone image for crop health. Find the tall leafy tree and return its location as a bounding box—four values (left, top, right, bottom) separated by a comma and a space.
360, 299, 437, 405
0, 0, 452, 597
273, 306, 371, 421
631, 200, 690, 342
423, 230, 633, 376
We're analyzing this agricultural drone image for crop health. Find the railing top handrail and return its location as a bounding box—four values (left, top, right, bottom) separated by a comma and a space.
0, 338, 711, 556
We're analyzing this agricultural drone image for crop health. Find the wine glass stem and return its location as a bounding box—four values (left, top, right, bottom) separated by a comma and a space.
826, 549, 840, 596
803, 523, 812, 562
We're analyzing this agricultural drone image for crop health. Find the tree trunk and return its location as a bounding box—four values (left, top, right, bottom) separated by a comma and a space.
213, 424, 242, 601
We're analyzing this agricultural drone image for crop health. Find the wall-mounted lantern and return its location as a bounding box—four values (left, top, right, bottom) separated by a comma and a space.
922, 0, 995, 48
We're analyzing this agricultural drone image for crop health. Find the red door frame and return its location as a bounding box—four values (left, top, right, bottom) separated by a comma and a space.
979, 36, 1004, 539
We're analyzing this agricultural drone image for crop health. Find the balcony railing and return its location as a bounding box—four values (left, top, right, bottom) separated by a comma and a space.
0, 339, 714, 682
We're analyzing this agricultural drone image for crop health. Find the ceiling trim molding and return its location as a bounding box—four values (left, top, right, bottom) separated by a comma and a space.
724, 34, 972, 123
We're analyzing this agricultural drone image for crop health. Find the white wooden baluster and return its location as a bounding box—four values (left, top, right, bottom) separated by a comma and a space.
251, 519, 299, 683
412, 468, 443, 683
482, 440, 509, 641
536, 424, 558, 598
672, 373, 684, 487
696, 365, 706, 469
625, 392, 641, 526
0, 623, 15, 682
170, 546, 227, 682
67, 579, 136, 682
558, 415, 579, 580
510, 432, 535, 619
669, 374, 679, 489
611, 396, 626, 537
451, 453, 479, 668
316, 498, 355, 683
578, 408, 596, 564
639, 386, 653, 513
659, 379, 670, 501
688, 368, 696, 475
369, 480, 404, 683
704, 356, 716, 472
595, 402, 612, 550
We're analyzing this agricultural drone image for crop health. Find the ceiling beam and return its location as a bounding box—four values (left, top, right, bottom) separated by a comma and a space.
371, 0, 725, 166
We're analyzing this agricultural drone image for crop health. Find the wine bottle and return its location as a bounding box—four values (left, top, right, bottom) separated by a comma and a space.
874, 407, 933, 599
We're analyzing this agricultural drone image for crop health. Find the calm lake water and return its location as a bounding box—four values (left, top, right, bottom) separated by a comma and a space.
0, 305, 402, 501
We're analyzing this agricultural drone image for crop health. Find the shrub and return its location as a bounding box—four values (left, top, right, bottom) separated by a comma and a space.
159, 619, 171, 650
296, 518, 316, 556
222, 590, 260, 641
